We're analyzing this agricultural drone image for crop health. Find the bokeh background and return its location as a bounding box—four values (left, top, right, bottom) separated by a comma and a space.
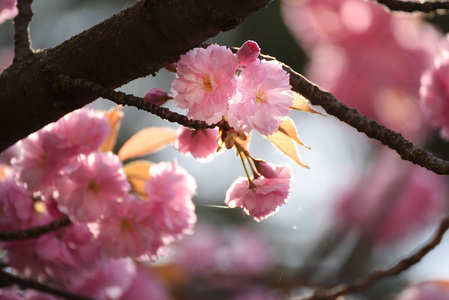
3, 0, 449, 299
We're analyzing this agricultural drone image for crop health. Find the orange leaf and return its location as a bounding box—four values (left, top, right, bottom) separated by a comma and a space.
277, 117, 310, 149
118, 127, 177, 161
99, 105, 124, 153
267, 130, 309, 168
290, 92, 323, 115
123, 160, 154, 198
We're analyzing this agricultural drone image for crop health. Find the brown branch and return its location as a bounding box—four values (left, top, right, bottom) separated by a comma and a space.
51, 71, 216, 130
13, 0, 33, 62
0, 270, 96, 300
373, 0, 449, 13
297, 215, 449, 300
0, 217, 71, 241
275, 58, 449, 175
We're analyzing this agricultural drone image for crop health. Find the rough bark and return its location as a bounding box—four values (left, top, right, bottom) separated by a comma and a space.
0, 0, 271, 152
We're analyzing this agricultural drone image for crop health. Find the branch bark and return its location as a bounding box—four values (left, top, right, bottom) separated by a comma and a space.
0, 0, 271, 152
0, 217, 71, 241
374, 0, 449, 13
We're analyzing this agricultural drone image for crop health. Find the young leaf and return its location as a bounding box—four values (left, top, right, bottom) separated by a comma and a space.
290, 92, 323, 115
277, 117, 310, 149
267, 130, 309, 168
99, 105, 124, 153
118, 127, 177, 161
123, 160, 154, 199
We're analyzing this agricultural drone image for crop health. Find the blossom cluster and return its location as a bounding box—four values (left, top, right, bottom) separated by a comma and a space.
0, 108, 197, 289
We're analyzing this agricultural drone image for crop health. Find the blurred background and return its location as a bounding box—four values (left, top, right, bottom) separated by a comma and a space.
2, 0, 449, 299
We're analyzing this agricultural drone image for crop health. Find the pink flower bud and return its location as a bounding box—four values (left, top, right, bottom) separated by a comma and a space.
144, 88, 172, 106
236, 40, 261, 67
164, 63, 177, 73
254, 160, 278, 178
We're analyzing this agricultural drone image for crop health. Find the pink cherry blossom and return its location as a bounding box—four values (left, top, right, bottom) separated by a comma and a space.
69, 259, 136, 300
335, 150, 447, 245
0, 0, 17, 24
171, 44, 239, 124
96, 194, 166, 260
228, 59, 294, 136
237, 40, 261, 67
144, 88, 172, 106
395, 281, 449, 300
225, 164, 292, 222
55, 152, 130, 223
174, 127, 219, 161
120, 263, 170, 300
0, 177, 34, 231
145, 161, 197, 239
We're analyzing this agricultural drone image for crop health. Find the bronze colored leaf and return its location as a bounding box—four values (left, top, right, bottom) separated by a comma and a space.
99, 105, 124, 153
277, 117, 310, 149
123, 160, 154, 198
290, 92, 323, 115
267, 130, 309, 168
118, 127, 177, 161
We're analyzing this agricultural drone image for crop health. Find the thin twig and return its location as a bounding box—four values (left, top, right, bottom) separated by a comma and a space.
0, 270, 96, 300
0, 217, 71, 241
374, 0, 449, 13
13, 0, 33, 62
295, 215, 449, 299
51, 71, 216, 130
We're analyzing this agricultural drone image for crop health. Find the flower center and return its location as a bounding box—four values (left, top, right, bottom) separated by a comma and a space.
203, 75, 213, 93
255, 89, 267, 104
120, 218, 133, 232
87, 181, 99, 193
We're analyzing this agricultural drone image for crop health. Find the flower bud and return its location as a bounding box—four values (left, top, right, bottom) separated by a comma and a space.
144, 88, 172, 106
236, 40, 261, 67
254, 160, 278, 178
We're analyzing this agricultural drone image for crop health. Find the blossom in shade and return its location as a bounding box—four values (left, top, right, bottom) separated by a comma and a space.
237, 40, 261, 67
174, 127, 219, 161
144, 88, 172, 106
55, 152, 130, 223
145, 161, 197, 239
96, 194, 165, 260
69, 259, 137, 300
228, 60, 294, 136
0, 0, 17, 24
0, 177, 34, 231
120, 263, 170, 300
395, 281, 449, 300
171, 44, 239, 124
225, 164, 292, 222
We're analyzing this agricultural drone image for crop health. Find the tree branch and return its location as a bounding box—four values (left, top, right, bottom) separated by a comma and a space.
277, 57, 449, 175
0, 217, 71, 241
297, 215, 449, 300
13, 0, 33, 62
51, 71, 216, 130
0, 270, 96, 300
0, 0, 270, 153
373, 0, 449, 13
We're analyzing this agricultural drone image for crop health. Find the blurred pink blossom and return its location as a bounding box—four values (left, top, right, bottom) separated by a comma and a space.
225, 164, 292, 222
236, 40, 261, 67
228, 59, 294, 136
96, 194, 165, 260
395, 281, 449, 300
174, 127, 219, 161
55, 152, 130, 223
171, 44, 238, 124
145, 160, 197, 239
335, 150, 447, 245
0, 0, 17, 24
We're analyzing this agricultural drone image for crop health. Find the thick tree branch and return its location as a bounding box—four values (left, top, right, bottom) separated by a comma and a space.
297, 215, 449, 300
51, 71, 216, 130
0, 0, 271, 152
0, 270, 95, 300
374, 0, 449, 13
13, 0, 33, 62
0, 217, 71, 241
277, 58, 449, 175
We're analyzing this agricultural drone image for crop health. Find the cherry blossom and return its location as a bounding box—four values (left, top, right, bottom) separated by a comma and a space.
55, 152, 130, 223
171, 44, 239, 124
0, 0, 17, 24
236, 40, 261, 67
174, 127, 219, 161
228, 59, 294, 136
120, 263, 170, 300
225, 164, 292, 222
145, 160, 197, 239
